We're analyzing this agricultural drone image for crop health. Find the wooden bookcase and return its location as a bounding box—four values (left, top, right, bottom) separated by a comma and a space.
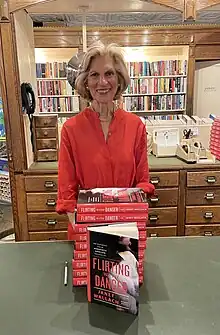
2, 9, 220, 241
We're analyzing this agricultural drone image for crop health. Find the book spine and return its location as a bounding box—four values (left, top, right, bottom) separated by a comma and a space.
87, 228, 91, 302
72, 259, 87, 269
77, 213, 148, 222
77, 203, 148, 214
74, 221, 146, 231
73, 269, 87, 278
72, 277, 87, 286
73, 250, 87, 260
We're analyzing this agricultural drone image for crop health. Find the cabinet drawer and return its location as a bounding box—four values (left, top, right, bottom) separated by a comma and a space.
27, 193, 57, 212
36, 138, 57, 150
186, 205, 220, 224
187, 171, 220, 187
28, 212, 68, 231
25, 175, 58, 192
185, 224, 220, 236
35, 128, 57, 139
29, 230, 67, 241
36, 150, 58, 161
150, 171, 179, 188
186, 188, 220, 205
148, 188, 178, 207
34, 115, 57, 128
148, 207, 177, 226
147, 226, 177, 237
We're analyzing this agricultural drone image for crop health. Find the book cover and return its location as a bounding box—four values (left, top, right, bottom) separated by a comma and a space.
77, 188, 148, 214
87, 223, 139, 315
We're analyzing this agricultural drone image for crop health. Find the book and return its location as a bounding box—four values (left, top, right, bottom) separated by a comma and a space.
77, 187, 148, 214
87, 222, 139, 315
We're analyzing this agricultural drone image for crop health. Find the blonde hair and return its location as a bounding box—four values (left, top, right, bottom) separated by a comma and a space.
75, 41, 130, 101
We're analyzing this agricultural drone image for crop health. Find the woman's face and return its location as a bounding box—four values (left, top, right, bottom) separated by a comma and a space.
87, 54, 118, 103
121, 237, 131, 247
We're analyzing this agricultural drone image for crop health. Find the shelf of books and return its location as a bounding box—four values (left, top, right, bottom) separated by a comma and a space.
35, 48, 80, 121
122, 45, 189, 121
35, 45, 189, 122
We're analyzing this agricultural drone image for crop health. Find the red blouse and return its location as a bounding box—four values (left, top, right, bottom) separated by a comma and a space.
56, 108, 154, 214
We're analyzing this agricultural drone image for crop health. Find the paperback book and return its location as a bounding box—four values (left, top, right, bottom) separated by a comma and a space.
87, 222, 139, 315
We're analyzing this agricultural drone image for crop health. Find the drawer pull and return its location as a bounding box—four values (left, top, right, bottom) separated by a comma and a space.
150, 233, 158, 237
206, 176, 216, 184
47, 219, 57, 225
46, 199, 56, 207
49, 238, 57, 240
204, 212, 214, 219
149, 215, 158, 222
149, 196, 159, 203
43, 131, 48, 136
150, 177, 160, 185
205, 192, 215, 200
44, 181, 56, 189
204, 231, 213, 236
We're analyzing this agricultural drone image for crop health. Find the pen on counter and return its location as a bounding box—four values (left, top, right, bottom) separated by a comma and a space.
64, 261, 68, 286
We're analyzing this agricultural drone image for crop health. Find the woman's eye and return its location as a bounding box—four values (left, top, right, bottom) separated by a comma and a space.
90, 73, 98, 77
106, 71, 114, 77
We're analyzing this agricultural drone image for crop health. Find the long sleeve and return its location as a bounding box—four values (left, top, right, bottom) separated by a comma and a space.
135, 123, 155, 195
56, 124, 79, 214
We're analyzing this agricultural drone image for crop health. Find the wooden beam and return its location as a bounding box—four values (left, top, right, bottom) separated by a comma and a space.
0, 0, 9, 20
184, 0, 196, 21
151, 0, 183, 12
8, 0, 54, 13
196, 0, 220, 10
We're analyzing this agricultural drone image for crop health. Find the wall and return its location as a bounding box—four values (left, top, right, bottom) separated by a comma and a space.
194, 60, 220, 118
13, 10, 37, 168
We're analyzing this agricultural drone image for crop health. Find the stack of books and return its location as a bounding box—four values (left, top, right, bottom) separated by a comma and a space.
71, 188, 148, 287
210, 117, 220, 160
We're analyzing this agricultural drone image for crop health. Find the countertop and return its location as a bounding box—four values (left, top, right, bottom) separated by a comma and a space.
26, 155, 220, 174
1, 237, 220, 335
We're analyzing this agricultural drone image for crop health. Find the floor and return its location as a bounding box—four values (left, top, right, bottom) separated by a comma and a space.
0, 203, 14, 240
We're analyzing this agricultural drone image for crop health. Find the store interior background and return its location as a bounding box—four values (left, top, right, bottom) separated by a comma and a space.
1, 0, 220, 241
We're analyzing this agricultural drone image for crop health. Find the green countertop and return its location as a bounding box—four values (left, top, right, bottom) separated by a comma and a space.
1, 237, 220, 334
26, 155, 220, 174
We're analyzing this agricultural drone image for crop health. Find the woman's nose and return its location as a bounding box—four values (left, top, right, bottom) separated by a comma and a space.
99, 75, 108, 85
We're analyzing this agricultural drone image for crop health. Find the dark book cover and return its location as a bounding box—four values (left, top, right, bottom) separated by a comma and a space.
87, 223, 139, 315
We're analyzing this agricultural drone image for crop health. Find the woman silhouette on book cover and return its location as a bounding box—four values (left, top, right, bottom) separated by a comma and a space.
108, 236, 139, 315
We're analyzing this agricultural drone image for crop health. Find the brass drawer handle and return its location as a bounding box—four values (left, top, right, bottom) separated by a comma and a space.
206, 176, 216, 184
43, 131, 48, 136
205, 192, 215, 200
150, 233, 158, 237
49, 237, 57, 240
46, 199, 56, 206
150, 196, 159, 203
204, 212, 214, 219
150, 177, 160, 185
149, 215, 158, 222
44, 181, 56, 188
47, 219, 57, 225
204, 231, 213, 236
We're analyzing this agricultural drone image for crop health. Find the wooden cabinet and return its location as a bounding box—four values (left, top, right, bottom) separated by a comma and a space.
185, 169, 220, 237
147, 171, 179, 237
25, 174, 68, 240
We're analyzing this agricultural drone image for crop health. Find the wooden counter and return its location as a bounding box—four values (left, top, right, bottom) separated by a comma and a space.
13, 156, 220, 241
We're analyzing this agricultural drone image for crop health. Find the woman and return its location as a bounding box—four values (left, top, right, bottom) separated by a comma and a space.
108, 236, 139, 315
56, 41, 154, 238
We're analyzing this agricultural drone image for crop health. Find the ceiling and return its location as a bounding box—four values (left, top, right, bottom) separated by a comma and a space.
24, 0, 220, 26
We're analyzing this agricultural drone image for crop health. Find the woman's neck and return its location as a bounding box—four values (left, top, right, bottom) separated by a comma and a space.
90, 101, 116, 121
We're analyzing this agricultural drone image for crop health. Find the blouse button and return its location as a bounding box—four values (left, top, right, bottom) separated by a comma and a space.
108, 132, 112, 136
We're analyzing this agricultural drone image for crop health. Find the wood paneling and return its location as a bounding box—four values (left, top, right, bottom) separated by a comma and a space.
14, 175, 29, 240
195, 45, 220, 60
186, 46, 195, 117
0, 22, 26, 172
34, 29, 81, 48
195, 32, 220, 44
9, 0, 54, 13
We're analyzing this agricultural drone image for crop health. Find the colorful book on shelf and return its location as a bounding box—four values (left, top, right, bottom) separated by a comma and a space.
87, 222, 139, 315
77, 187, 148, 214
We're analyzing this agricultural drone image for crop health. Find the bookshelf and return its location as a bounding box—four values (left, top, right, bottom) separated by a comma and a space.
35, 48, 80, 116
122, 45, 188, 120
34, 46, 189, 120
